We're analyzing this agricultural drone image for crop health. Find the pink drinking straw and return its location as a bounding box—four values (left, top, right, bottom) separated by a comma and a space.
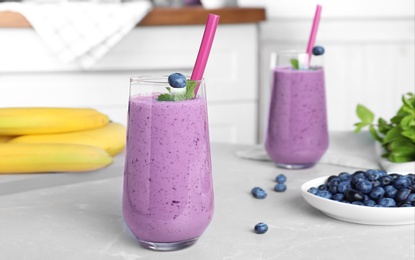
306, 4, 322, 60
191, 14, 220, 94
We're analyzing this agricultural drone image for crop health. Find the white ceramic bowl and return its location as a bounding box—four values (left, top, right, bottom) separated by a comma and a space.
301, 176, 415, 225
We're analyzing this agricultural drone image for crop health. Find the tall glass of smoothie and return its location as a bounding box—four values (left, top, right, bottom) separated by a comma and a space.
123, 75, 213, 251
265, 51, 329, 169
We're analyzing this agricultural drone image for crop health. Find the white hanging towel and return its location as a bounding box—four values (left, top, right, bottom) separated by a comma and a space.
0, 1, 152, 69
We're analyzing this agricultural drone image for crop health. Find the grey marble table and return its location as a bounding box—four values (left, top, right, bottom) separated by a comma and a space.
0, 141, 414, 260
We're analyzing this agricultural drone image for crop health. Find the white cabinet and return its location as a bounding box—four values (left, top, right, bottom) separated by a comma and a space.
0, 23, 260, 144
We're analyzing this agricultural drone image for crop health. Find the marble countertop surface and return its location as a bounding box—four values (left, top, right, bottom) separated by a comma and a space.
1, 139, 414, 259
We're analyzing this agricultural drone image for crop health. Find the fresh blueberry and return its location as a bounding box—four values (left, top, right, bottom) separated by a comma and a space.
384, 185, 398, 198
364, 200, 376, 207
333, 193, 345, 202
351, 201, 365, 206
365, 169, 387, 180
275, 174, 287, 184
318, 184, 329, 191
355, 180, 373, 194
378, 197, 396, 207
338, 181, 352, 193
351, 175, 366, 187
338, 172, 352, 182
168, 73, 187, 88
352, 170, 366, 177
369, 186, 385, 200
379, 175, 395, 187
312, 46, 325, 56
406, 174, 415, 184
371, 180, 381, 188
396, 200, 409, 207
274, 183, 287, 192
365, 173, 378, 182
316, 190, 333, 199
251, 187, 267, 199
327, 175, 339, 183
308, 187, 318, 195
329, 185, 338, 194
395, 188, 411, 202
406, 193, 415, 203
254, 222, 268, 234
344, 190, 364, 202
389, 173, 402, 179
393, 177, 412, 189
401, 203, 413, 207
328, 177, 341, 187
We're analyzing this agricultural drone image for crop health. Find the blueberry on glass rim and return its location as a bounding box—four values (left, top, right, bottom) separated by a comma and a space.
312, 46, 325, 56
168, 73, 187, 88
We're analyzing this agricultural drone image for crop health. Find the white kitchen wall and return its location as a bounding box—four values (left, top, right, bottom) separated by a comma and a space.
1, 2, 414, 145
239, 0, 415, 142
0, 24, 259, 144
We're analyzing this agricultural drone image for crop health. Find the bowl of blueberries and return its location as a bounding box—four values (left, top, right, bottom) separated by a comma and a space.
301, 169, 415, 225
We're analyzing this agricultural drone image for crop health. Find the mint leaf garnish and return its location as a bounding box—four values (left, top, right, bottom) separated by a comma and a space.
157, 93, 172, 101
173, 93, 186, 101
157, 78, 199, 102
185, 80, 197, 99
290, 59, 299, 70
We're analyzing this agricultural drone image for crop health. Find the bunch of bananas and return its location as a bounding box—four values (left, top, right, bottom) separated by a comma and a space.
0, 107, 126, 174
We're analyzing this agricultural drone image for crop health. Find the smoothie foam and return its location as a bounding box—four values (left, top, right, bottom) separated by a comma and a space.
123, 95, 213, 243
265, 67, 328, 165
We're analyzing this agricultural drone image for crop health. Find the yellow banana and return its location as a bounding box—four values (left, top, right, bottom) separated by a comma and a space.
9, 122, 126, 156
0, 143, 113, 173
0, 135, 14, 143
0, 107, 109, 135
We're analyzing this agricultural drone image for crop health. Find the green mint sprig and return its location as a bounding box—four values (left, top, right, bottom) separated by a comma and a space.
290, 59, 299, 70
157, 80, 197, 102
289, 58, 318, 70
354, 92, 415, 163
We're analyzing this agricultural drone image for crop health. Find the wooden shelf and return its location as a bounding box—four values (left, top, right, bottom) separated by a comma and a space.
0, 7, 266, 28
139, 7, 266, 26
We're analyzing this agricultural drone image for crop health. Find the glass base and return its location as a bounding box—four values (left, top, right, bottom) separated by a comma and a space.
275, 162, 316, 169
137, 237, 199, 251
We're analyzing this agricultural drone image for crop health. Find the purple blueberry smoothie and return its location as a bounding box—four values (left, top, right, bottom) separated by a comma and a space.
122, 94, 213, 250
265, 67, 328, 169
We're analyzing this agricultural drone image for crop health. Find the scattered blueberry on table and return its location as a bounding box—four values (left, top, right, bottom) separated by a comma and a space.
254, 222, 268, 234
251, 187, 267, 199
250, 173, 288, 235
274, 183, 287, 192
274, 173, 287, 192
275, 174, 287, 184
307, 170, 415, 207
